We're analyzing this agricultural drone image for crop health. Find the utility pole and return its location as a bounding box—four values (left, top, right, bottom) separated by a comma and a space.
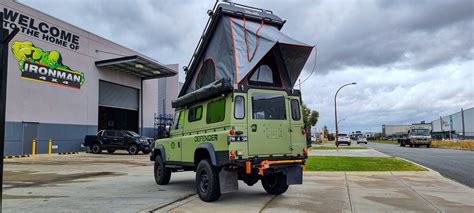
0, 12, 20, 210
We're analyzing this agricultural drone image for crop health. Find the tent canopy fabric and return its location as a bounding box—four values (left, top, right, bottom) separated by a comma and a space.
180, 2, 314, 97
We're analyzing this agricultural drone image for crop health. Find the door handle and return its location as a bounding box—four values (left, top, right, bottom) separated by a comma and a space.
251, 124, 257, 132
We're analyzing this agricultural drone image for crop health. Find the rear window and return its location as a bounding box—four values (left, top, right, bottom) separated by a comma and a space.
206, 98, 226, 124
252, 93, 286, 120
338, 134, 347, 137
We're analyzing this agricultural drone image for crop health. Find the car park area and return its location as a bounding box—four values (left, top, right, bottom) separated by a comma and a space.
3, 153, 473, 212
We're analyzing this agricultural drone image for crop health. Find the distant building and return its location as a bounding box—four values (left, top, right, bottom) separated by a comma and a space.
431, 107, 473, 139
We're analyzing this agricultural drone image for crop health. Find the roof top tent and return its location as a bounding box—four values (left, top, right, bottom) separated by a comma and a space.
174, 2, 314, 108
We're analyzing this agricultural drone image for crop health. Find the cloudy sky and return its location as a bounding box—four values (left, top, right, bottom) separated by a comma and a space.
19, 0, 474, 133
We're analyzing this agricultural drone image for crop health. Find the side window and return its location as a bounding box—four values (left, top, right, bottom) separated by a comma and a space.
234, 96, 245, 119
291, 99, 301, 121
206, 98, 226, 124
173, 111, 184, 130
196, 59, 216, 89
105, 130, 115, 137
188, 105, 202, 122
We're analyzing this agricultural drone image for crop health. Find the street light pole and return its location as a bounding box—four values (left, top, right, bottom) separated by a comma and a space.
334, 82, 356, 147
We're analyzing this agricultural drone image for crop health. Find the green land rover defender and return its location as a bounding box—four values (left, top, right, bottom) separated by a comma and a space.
150, 2, 314, 202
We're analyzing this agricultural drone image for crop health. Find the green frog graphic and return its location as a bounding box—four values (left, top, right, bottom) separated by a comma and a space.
11, 41, 84, 85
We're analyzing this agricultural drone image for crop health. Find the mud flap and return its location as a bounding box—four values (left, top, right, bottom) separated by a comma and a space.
219, 169, 238, 193
286, 166, 303, 185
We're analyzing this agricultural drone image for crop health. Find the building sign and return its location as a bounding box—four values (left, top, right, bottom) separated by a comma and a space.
2, 8, 80, 50
11, 41, 85, 89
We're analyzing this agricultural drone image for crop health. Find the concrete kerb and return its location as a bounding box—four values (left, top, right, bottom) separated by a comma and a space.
394, 156, 440, 174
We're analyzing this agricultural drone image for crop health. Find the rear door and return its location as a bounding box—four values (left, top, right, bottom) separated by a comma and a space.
247, 89, 291, 155
102, 130, 116, 148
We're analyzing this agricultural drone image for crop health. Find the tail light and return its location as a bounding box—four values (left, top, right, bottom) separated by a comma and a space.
301, 127, 307, 135
303, 148, 308, 157
229, 129, 235, 135
229, 150, 236, 160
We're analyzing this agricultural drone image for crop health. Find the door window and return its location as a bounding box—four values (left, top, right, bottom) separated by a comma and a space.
234, 96, 245, 119
206, 98, 226, 124
104, 130, 116, 137
173, 111, 184, 130
290, 99, 301, 121
251, 93, 286, 120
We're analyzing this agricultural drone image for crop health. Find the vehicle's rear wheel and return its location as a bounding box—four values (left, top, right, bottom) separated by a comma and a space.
91, 143, 102, 154
107, 149, 115, 154
427, 144, 431, 148
261, 172, 289, 195
196, 159, 221, 202
154, 156, 171, 185
128, 144, 139, 155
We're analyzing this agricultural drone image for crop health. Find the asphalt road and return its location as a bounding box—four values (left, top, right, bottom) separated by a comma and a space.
367, 142, 474, 188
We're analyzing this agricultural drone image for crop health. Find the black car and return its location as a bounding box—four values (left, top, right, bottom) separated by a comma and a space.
84, 130, 152, 155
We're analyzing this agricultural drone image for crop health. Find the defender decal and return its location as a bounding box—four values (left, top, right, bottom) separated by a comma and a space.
194, 134, 218, 143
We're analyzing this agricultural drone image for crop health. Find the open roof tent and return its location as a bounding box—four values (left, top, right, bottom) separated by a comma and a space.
179, 1, 314, 97
95, 55, 177, 80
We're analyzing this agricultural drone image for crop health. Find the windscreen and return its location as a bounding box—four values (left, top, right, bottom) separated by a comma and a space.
412, 129, 430, 136
252, 93, 286, 120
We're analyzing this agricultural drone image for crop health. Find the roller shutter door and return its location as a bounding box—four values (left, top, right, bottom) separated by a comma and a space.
99, 80, 139, 110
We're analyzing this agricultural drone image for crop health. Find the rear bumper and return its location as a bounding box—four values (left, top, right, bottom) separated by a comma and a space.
231, 156, 306, 175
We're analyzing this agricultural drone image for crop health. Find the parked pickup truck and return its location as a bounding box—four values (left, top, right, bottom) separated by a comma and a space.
84, 130, 152, 155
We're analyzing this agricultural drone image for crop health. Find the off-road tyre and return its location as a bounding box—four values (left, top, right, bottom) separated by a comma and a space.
261, 172, 289, 195
154, 156, 171, 185
91, 143, 102, 154
107, 149, 115, 154
128, 144, 139, 155
196, 159, 221, 202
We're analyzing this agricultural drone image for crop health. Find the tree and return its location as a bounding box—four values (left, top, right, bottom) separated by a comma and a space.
302, 104, 319, 127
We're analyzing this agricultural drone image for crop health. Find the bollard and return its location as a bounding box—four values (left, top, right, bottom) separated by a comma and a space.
32, 139, 37, 156
48, 139, 53, 155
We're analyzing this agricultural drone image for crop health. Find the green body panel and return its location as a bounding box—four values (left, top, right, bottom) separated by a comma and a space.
155, 89, 305, 164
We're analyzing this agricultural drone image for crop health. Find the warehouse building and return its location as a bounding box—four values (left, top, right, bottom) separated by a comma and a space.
2, 1, 179, 155
431, 107, 473, 139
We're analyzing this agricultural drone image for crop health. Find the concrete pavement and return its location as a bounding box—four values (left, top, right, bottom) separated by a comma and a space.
3, 152, 474, 212
156, 172, 474, 212
368, 142, 474, 187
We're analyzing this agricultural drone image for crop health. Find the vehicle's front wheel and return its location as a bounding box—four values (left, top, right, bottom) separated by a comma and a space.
261, 172, 289, 195
128, 144, 139, 155
196, 159, 221, 202
107, 149, 115, 154
91, 143, 102, 154
154, 156, 171, 185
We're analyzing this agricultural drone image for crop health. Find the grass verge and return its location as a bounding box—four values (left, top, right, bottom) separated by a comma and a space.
368, 140, 398, 145
431, 140, 474, 151
305, 156, 425, 171
311, 146, 369, 150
